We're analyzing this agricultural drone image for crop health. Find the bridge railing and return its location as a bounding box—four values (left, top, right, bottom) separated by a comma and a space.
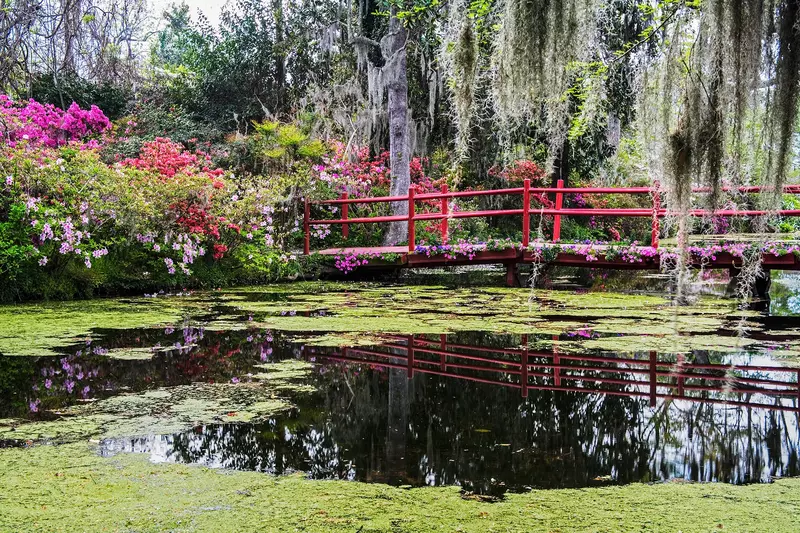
303, 180, 800, 254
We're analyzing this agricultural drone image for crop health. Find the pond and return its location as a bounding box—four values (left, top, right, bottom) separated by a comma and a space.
1, 275, 800, 495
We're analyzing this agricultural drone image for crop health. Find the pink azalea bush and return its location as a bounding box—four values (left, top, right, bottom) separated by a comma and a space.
119, 137, 224, 179
0, 95, 110, 148
0, 97, 321, 300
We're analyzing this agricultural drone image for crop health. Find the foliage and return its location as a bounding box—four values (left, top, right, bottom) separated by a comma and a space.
149, 0, 339, 128
0, 98, 332, 301
29, 73, 131, 120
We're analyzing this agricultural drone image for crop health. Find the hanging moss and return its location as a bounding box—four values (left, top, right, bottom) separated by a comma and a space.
492, 0, 600, 165
768, 0, 800, 200
441, 0, 480, 160
727, 0, 764, 182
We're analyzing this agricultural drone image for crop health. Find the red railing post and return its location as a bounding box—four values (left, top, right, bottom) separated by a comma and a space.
441, 184, 449, 245
796, 369, 800, 404
440, 334, 447, 370
303, 196, 310, 255
553, 179, 564, 242
408, 187, 416, 253
522, 178, 531, 247
651, 182, 661, 248
341, 191, 349, 239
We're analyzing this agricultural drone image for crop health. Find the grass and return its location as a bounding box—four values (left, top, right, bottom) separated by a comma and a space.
1, 442, 799, 532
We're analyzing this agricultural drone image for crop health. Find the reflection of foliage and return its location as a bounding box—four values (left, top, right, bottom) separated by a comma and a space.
16, 326, 290, 419
769, 273, 800, 317
0, 357, 37, 417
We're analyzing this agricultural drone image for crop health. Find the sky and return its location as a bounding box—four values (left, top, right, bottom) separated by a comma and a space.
150, 0, 229, 28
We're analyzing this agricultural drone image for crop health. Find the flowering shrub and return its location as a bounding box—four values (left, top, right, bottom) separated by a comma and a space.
120, 137, 224, 179
314, 141, 391, 197
489, 159, 553, 210
566, 177, 654, 243
490, 159, 547, 184
0, 113, 314, 300
0, 95, 110, 148
333, 251, 401, 273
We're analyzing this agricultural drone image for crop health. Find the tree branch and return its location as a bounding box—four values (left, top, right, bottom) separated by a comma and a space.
350, 35, 381, 48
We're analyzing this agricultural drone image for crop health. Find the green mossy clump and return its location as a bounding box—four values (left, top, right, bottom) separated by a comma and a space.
104, 347, 155, 360
0, 360, 313, 444
224, 284, 788, 354
2, 442, 800, 532
0, 282, 795, 359
0, 296, 212, 357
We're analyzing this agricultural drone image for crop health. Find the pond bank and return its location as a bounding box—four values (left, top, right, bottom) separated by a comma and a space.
2, 442, 799, 533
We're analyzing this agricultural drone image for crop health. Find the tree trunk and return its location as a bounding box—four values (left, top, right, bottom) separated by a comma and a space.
383, 5, 410, 246
273, 0, 286, 115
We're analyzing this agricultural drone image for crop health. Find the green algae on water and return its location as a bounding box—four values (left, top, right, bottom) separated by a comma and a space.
0, 282, 790, 359
0, 360, 313, 443
0, 296, 213, 357
2, 442, 800, 532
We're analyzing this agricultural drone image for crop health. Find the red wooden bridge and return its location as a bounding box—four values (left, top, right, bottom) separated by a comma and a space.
304, 334, 800, 412
303, 180, 800, 285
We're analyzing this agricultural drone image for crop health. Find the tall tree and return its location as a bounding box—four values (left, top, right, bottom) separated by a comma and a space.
348, 1, 412, 244
383, 4, 411, 245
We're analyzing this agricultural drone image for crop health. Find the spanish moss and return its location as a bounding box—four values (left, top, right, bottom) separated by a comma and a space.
493, 0, 600, 165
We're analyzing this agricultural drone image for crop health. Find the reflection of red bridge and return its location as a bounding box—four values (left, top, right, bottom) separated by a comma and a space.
303, 181, 800, 285
304, 335, 800, 412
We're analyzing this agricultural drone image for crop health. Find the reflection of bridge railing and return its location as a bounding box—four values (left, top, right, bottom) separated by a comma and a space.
305, 335, 800, 412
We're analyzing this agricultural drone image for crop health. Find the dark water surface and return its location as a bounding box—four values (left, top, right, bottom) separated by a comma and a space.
3, 323, 800, 491
2, 273, 799, 492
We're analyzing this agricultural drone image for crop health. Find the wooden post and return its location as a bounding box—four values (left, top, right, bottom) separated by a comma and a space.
341, 192, 349, 239
303, 197, 310, 255
407, 334, 415, 378
408, 187, 416, 252
796, 370, 800, 405
521, 334, 529, 398
441, 184, 449, 245
553, 179, 564, 242
677, 354, 685, 397
651, 183, 661, 249
505, 262, 518, 287
522, 178, 531, 247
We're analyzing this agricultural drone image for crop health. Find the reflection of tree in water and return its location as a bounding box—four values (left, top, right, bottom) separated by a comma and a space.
316, 355, 650, 489
769, 272, 800, 316
100, 332, 800, 490
649, 400, 800, 483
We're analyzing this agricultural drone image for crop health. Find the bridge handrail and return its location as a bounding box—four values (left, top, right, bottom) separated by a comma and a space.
303, 180, 800, 254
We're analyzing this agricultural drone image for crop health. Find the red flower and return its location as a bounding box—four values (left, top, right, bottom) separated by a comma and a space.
212, 243, 228, 260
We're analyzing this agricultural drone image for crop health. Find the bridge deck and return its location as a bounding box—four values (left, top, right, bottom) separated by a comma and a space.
317, 243, 800, 286
318, 244, 800, 269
